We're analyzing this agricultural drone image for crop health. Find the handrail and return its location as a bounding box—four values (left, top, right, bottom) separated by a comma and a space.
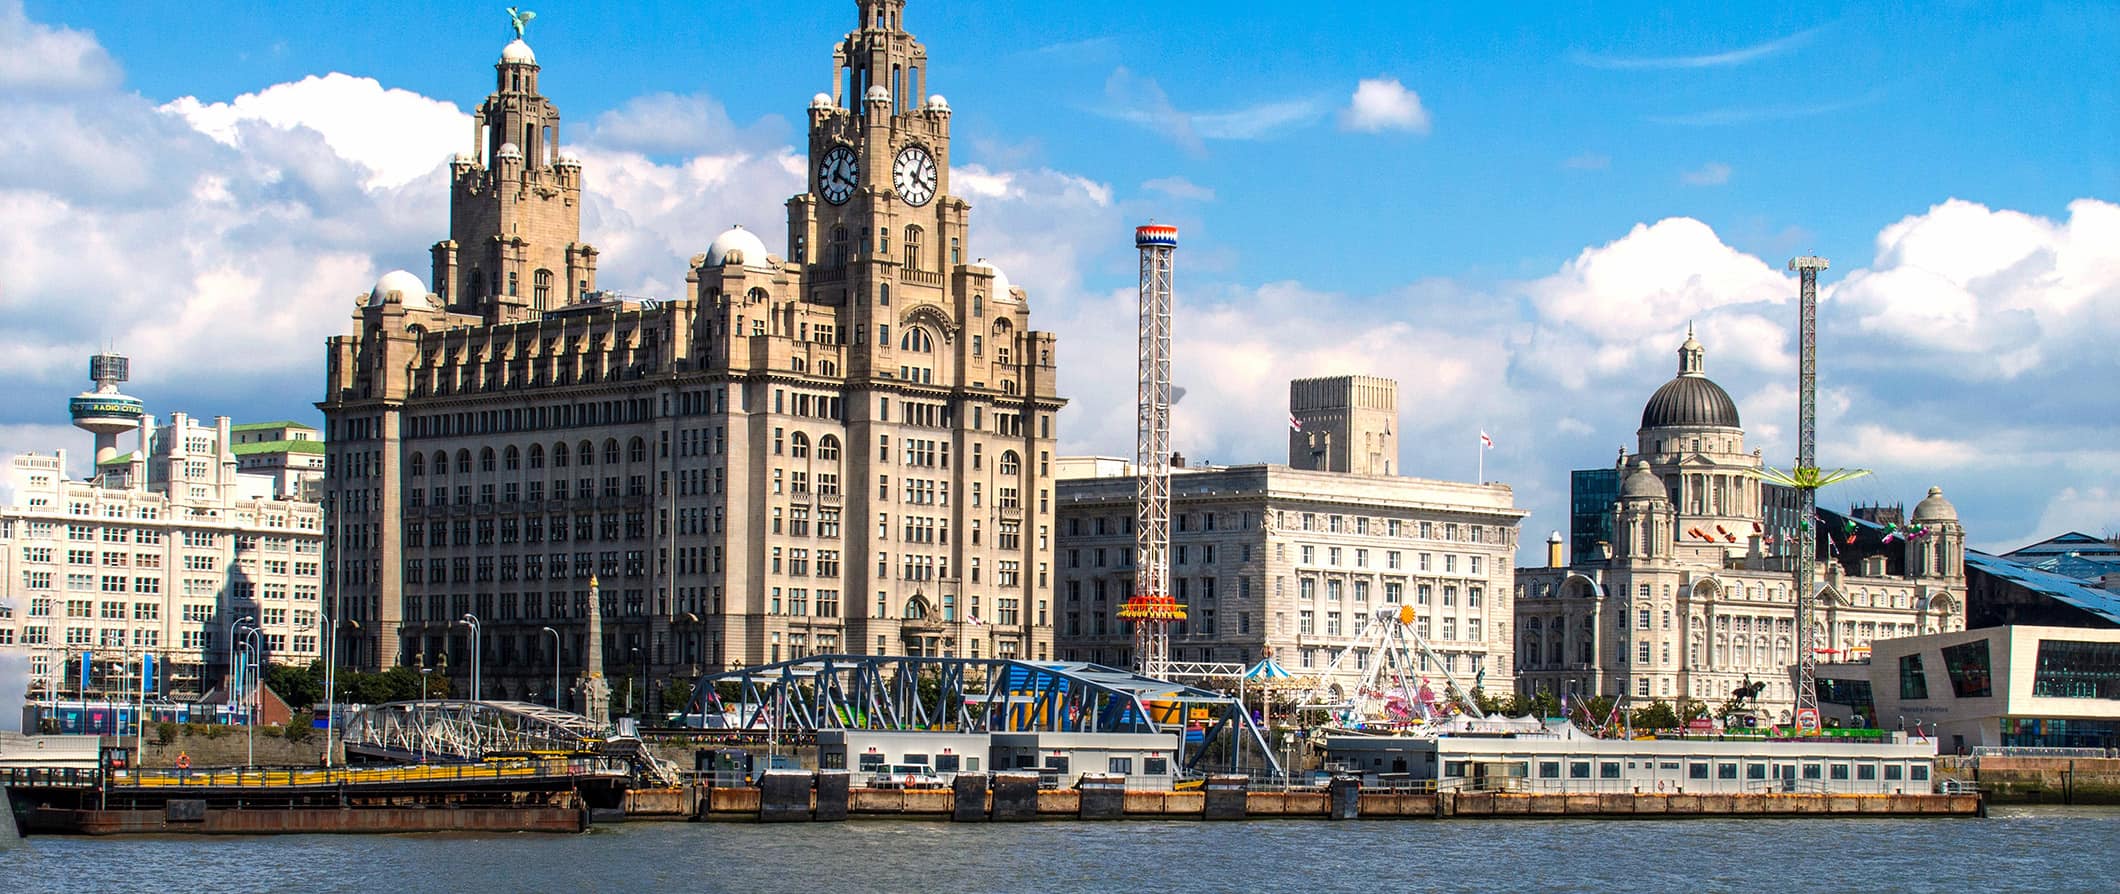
93, 758, 630, 790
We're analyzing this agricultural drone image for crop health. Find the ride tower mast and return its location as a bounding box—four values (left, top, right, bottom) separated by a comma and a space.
1120, 225, 1184, 679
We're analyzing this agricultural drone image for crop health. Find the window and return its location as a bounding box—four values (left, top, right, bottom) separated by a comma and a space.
1941, 640, 1994, 699
1899, 653, 1930, 700
2032, 639, 2120, 699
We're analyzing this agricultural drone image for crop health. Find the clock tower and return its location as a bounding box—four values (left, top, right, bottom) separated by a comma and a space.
788, 0, 997, 379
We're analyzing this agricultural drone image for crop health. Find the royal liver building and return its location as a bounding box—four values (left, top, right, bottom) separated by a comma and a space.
320, 0, 1064, 710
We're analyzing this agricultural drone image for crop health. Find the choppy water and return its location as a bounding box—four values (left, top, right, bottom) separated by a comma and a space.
1, 807, 2112, 893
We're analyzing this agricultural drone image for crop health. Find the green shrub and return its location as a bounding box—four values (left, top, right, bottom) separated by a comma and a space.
156, 722, 179, 746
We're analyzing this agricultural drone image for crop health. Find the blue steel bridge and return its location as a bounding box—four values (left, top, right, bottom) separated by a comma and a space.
690, 655, 1282, 776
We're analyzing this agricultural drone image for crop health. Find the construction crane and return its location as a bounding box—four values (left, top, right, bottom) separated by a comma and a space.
1765, 256, 1865, 732
1119, 224, 1184, 680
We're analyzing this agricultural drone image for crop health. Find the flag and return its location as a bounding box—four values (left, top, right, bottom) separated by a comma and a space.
80, 651, 92, 691
143, 654, 157, 696
1288, 414, 1303, 432
1479, 431, 1494, 448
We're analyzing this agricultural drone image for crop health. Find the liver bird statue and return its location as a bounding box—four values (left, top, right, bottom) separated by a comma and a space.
507, 7, 536, 40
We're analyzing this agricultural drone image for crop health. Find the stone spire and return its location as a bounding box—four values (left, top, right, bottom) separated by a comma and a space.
573, 575, 610, 728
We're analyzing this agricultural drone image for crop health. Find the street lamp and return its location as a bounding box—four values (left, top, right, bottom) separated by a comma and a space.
541, 627, 561, 710
227, 615, 255, 718
455, 613, 481, 703
241, 627, 263, 768
418, 666, 434, 763
628, 647, 641, 720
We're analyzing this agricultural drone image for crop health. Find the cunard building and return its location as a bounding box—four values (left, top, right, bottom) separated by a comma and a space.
320, 1, 1064, 709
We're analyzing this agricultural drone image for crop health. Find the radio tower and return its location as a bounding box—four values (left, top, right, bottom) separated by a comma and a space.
1120, 224, 1184, 679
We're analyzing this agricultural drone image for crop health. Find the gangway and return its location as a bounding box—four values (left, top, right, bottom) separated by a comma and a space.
339, 699, 681, 786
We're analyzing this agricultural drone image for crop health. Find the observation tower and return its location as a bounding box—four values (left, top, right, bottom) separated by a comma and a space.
69, 352, 144, 466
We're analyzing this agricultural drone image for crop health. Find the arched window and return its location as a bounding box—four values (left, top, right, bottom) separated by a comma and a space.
479, 447, 496, 473
603, 439, 621, 465
999, 451, 1021, 477
972, 294, 983, 318
831, 226, 849, 267
820, 360, 838, 377
791, 433, 811, 458
1001, 380, 1018, 395
456, 449, 472, 474
627, 437, 646, 463
533, 269, 552, 307
899, 327, 934, 352
818, 435, 842, 462
904, 226, 923, 271
431, 451, 449, 477
409, 454, 425, 477
553, 442, 570, 468
578, 441, 595, 465
879, 284, 890, 307
503, 445, 520, 471
528, 444, 544, 469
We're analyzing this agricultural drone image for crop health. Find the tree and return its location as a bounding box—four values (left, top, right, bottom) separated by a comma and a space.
265, 661, 324, 709
661, 679, 695, 717
1628, 700, 1680, 731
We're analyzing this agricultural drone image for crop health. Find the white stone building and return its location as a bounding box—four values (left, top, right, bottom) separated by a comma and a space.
0, 413, 325, 699
1514, 335, 1967, 718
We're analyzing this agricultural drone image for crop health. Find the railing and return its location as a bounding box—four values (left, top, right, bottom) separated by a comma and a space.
2, 767, 102, 789
104, 758, 628, 790
1970, 746, 2111, 759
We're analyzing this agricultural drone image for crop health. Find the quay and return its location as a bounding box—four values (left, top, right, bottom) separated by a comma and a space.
679, 772, 1982, 822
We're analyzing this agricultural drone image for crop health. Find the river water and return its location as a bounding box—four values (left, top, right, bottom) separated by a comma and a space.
1, 807, 2112, 893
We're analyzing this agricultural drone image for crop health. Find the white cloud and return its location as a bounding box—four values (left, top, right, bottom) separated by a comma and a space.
1339, 77, 1431, 134
1572, 27, 1823, 71
1681, 161, 1732, 186
1141, 176, 1214, 202
0, 0, 118, 92
1523, 217, 1792, 343
1831, 198, 2120, 381
162, 74, 470, 190
1100, 67, 1324, 152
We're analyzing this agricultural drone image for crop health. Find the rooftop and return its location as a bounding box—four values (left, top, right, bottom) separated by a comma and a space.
232, 439, 326, 457
230, 420, 317, 434
1965, 551, 2120, 627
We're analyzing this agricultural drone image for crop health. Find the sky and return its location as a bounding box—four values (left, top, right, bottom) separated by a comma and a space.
2, 0, 2116, 561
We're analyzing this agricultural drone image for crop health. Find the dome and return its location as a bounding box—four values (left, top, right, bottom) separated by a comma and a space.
500, 39, 536, 64
1620, 461, 1667, 501
926, 94, 950, 112
865, 84, 891, 103
1912, 486, 1958, 523
811, 92, 834, 110
705, 226, 774, 269
973, 258, 1014, 301
1640, 331, 1740, 430
555, 154, 581, 168
496, 142, 523, 159
368, 270, 434, 309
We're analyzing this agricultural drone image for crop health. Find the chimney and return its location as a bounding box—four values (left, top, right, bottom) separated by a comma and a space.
1547, 531, 1565, 568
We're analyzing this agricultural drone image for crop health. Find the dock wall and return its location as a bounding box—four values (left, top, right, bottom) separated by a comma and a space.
690, 774, 1981, 822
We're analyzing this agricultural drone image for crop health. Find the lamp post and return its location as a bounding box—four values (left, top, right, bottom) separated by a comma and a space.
418, 666, 433, 763
241, 627, 262, 768
455, 613, 481, 703
628, 647, 641, 720
322, 493, 339, 769
541, 626, 560, 709
227, 615, 254, 718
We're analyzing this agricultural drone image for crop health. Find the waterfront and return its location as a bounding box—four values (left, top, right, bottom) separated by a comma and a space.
1, 807, 2113, 893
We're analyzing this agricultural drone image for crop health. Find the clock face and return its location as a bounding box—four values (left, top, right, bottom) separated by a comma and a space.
818, 145, 859, 205
893, 146, 938, 207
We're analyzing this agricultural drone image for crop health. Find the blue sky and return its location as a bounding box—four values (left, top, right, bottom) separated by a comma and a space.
4, 0, 2117, 558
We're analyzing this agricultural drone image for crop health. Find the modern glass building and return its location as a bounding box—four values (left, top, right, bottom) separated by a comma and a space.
1567, 468, 1619, 563
1817, 625, 2120, 752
